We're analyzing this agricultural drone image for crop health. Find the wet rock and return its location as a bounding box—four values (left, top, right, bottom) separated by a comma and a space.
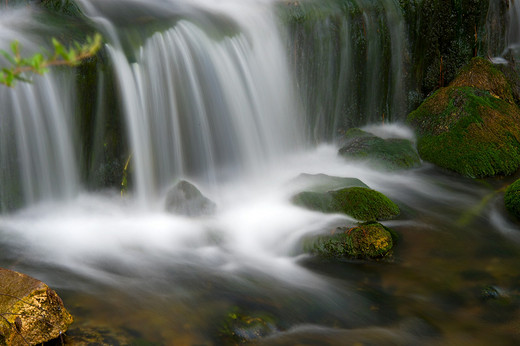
305, 222, 394, 259
218, 308, 277, 344
504, 179, 520, 220
289, 173, 368, 193
338, 128, 421, 170
0, 268, 73, 345
408, 57, 520, 178
293, 186, 400, 222
165, 180, 216, 217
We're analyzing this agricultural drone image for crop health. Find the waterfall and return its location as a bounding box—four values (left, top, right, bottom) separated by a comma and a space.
0, 9, 79, 211
509, 0, 520, 52
287, 0, 406, 141
77, 0, 304, 204
488, 0, 520, 62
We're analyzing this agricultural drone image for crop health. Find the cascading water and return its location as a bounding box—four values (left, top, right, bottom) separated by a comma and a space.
488, 0, 520, 62
1, 1, 520, 344
78, 0, 304, 203
0, 9, 79, 211
508, 0, 520, 52
287, 0, 406, 140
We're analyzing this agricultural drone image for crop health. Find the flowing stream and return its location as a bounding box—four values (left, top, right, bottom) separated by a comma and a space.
1, 1, 520, 344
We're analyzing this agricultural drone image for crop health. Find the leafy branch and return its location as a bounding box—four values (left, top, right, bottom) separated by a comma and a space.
0, 33, 102, 87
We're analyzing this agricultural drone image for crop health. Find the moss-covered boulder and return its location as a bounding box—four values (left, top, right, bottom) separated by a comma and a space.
218, 308, 277, 344
0, 268, 73, 345
306, 222, 394, 259
293, 186, 400, 221
504, 179, 520, 219
338, 128, 421, 170
289, 173, 368, 193
408, 57, 520, 178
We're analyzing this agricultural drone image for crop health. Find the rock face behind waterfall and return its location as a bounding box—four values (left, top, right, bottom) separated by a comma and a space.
0, 268, 73, 345
165, 180, 216, 217
408, 57, 520, 178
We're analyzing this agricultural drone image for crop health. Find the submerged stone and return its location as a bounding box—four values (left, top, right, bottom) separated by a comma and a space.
218, 308, 277, 344
408, 57, 520, 178
306, 222, 394, 259
165, 180, 216, 217
293, 186, 400, 222
0, 268, 73, 345
338, 128, 421, 170
504, 179, 520, 220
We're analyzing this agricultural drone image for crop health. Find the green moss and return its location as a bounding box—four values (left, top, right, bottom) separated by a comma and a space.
409, 86, 520, 177
307, 222, 394, 259
329, 187, 400, 221
504, 179, 520, 219
293, 186, 400, 221
450, 57, 514, 102
408, 58, 520, 178
339, 129, 421, 170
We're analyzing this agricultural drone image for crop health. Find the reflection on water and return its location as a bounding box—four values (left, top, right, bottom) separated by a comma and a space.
1, 141, 519, 345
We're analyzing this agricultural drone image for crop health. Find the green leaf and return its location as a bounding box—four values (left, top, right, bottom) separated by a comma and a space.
10, 41, 21, 64
52, 38, 68, 60
0, 50, 17, 65
10, 41, 19, 55
30, 53, 44, 70
67, 49, 76, 63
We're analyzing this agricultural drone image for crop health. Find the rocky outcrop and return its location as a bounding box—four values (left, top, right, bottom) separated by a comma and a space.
0, 268, 73, 345
408, 57, 520, 178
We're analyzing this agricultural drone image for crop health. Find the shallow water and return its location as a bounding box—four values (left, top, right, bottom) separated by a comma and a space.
1, 139, 520, 344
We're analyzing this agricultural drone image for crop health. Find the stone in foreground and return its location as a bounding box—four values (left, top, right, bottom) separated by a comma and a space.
0, 268, 73, 345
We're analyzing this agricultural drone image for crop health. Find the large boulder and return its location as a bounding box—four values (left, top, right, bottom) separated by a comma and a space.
0, 268, 73, 345
408, 57, 520, 178
165, 180, 216, 217
305, 222, 395, 259
338, 128, 421, 170
293, 186, 400, 222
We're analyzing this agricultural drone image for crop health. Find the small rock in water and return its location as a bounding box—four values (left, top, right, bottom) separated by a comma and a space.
165, 180, 216, 217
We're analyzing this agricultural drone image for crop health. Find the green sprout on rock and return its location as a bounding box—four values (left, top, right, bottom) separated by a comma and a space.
0, 33, 102, 87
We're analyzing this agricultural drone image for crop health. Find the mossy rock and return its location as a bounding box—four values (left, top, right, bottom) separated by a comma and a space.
450, 57, 515, 103
218, 308, 277, 344
0, 268, 74, 345
289, 173, 368, 193
293, 186, 400, 221
306, 222, 394, 259
504, 179, 520, 219
338, 128, 421, 170
408, 58, 520, 178
165, 180, 216, 217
